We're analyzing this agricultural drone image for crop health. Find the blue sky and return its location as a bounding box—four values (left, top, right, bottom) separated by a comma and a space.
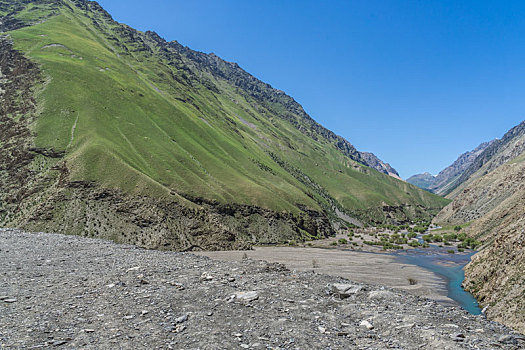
97, 0, 525, 178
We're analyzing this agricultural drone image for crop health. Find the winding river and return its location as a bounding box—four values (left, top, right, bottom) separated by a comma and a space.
393, 247, 481, 314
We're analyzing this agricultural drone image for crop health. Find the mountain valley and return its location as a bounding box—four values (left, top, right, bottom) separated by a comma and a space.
0, 0, 524, 346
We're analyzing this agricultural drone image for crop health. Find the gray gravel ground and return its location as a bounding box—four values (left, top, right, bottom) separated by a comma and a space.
0, 229, 523, 349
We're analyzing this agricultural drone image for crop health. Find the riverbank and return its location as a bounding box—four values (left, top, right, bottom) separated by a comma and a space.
197, 247, 453, 305
1, 229, 521, 349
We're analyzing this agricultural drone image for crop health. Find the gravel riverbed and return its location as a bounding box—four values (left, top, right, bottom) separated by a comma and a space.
0, 229, 523, 349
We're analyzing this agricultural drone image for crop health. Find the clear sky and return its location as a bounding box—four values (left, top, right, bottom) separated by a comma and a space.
97, 0, 525, 179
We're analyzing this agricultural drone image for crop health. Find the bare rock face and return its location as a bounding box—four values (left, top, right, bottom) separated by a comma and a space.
464, 214, 525, 335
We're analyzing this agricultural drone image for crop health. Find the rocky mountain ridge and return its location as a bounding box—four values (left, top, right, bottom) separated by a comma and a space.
360, 152, 402, 180
446, 121, 525, 198
407, 140, 494, 195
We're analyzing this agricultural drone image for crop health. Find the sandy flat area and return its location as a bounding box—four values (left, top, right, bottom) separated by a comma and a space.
196, 246, 454, 305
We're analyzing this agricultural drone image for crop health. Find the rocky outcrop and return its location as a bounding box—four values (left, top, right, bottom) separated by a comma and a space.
0, 0, 60, 31
463, 195, 525, 335
0, 36, 42, 216
4, 166, 334, 251
360, 152, 402, 180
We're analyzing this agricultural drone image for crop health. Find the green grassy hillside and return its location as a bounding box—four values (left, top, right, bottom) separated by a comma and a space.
0, 0, 449, 249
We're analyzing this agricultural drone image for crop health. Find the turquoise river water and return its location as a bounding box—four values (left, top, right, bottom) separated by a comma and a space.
393, 247, 481, 315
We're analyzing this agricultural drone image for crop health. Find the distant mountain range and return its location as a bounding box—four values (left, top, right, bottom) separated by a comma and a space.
407, 141, 494, 195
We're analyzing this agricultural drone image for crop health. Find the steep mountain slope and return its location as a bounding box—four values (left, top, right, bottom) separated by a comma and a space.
407, 141, 493, 194
434, 121, 525, 333
0, 0, 448, 251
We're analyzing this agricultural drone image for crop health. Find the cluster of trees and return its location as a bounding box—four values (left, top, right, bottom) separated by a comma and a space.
344, 221, 480, 251
374, 222, 431, 234
422, 232, 480, 249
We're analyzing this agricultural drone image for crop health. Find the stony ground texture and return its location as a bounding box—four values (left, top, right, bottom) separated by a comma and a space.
0, 229, 523, 349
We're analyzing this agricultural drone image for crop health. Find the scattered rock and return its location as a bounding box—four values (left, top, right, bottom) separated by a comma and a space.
167, 281, 184, 290
498, 334, 517, 344
172, 324, 186, 333
395, 323, 415, 330
452, 333, 466, 342
360, 320, 374, 330
174, 314, 188, 324
234, 291, 259, 302
330, 283, 362, 298
52, 340, 68, 346
200, 272, 213, 281
368, 290, 395, 300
